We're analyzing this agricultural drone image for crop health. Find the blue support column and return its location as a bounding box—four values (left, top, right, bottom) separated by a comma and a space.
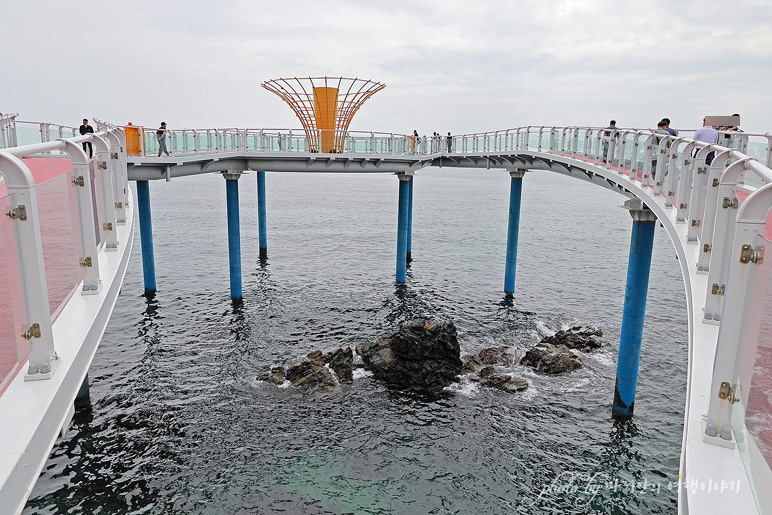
406, 176, 414, 263
257, 171, 268, 259
74, 373, 90, 409
225, 173, 242, 301
396, 174, 411, 283
613, 199, 656, 420
504, 169, 525, 294
136, 180, 156, 293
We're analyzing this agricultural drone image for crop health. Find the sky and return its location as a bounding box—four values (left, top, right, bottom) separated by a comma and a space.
2, 0, 771, 135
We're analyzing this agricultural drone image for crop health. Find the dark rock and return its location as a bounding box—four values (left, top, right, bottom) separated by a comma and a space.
324, 347, 354, 383
461, 354, 483, 375
285, 357, 338, 391
257, 366, 286, 385
478, 366, 529, 393
541, 326, 603, 352
356, 319, 463, 393
477, 346, 516, 366
520, 343, 582, 374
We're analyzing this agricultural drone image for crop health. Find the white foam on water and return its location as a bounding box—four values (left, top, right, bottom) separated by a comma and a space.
564, 377, 591, 393
352, 368, 373, 380
277, 380, 292, 389
444, 378, 480, 397
591, 350, 615, 367
534, 319, 555, 337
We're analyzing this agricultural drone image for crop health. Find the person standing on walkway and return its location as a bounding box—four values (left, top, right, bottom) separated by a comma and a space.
693, 117, 718, 165
602, 120, 619, 162
157, 122, 170, 157
79, 118, 94, 158
447, 132, 453, 153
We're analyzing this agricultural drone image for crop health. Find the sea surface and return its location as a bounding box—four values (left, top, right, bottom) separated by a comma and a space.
25, 167, 687, 514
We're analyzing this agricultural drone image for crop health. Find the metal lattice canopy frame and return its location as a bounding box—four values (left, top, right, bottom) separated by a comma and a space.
261, 77, 386, 152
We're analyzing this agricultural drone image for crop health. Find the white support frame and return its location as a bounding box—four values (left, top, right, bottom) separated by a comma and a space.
57, 139, 102, 294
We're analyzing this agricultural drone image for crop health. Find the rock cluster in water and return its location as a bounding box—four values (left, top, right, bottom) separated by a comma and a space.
256, 347, 355, 391
256, 322, 604, 392
519, 326, 603, 374
257, 319, 531, 394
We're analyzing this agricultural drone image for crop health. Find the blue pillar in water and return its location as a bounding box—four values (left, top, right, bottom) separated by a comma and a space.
136, 180, 156, 293
396, 174, 411, 283
225, 173, 242, 300
74, 373, 90, 409
613, 200, 656, 419
504, 170, 525, 294
406, 176, 414, 263
257, 171, 268, 259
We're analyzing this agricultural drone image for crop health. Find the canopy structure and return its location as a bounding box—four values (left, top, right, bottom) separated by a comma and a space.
261, 77, 385, 153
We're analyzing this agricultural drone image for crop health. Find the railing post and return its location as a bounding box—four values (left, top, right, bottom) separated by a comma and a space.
606, 132, 617, 170
58, 139, 101, 294
653, 137, 668, 195
613, 199, 656, 420
617, 133, 627, 175
675, 143, 697, 223
224, 171, 242, 301
664, 139, 683, 208
257, 171, 267, 259
0, 151, 60, 379
691, 149, 730, 246
104, 131, 127, 225
549, 127, 556, 153
686, 146, 715, 242
703, 160, 749, 322
504, 168, 525, 295
704, 183, 772, 444
697, 155, 740, 273
395, 173, 411, 283
92, 135, 119, 251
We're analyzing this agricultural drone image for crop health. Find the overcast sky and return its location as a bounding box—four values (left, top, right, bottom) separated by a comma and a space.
3, 0, 771, 135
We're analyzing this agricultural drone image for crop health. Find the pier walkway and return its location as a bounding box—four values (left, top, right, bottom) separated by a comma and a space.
1, 116, 771, 514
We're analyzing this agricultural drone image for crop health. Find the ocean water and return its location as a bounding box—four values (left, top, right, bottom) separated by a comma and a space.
24, 167, 687, 514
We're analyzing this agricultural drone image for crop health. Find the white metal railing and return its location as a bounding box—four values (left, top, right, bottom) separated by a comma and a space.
2, 116, 772, 505
0, 123, 128, 388
0, 113, 19, 149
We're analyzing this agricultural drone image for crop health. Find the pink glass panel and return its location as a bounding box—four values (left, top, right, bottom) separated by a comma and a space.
744, 234, 772, 473
36, 170, 84, 317
0, 194, 28, 394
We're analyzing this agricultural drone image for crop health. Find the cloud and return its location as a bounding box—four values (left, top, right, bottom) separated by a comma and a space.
1, 0, 770, 133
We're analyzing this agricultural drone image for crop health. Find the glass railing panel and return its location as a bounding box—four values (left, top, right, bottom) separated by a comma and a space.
15, 123, 43, 146
172, 133, 184, 153
0, 193, 29, 394
731, 233, 772, 513
143, 130, 157, 156
198, 133, 208, 152
35, 170, 84, 318
745, 141, 770, 166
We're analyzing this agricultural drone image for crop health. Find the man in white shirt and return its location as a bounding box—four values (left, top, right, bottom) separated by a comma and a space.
693, 118, 718, 165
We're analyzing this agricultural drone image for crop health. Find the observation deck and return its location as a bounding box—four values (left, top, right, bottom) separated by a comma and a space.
1, 114, 771, 514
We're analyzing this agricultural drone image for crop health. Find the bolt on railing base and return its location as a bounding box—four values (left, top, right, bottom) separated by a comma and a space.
24, 355, 61, 382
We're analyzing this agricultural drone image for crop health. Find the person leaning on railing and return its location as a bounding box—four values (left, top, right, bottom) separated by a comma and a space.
693, 117, 718, 165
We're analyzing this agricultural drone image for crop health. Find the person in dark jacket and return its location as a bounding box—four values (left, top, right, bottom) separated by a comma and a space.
79, 118, 94, 158
157, 122, 170, 157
